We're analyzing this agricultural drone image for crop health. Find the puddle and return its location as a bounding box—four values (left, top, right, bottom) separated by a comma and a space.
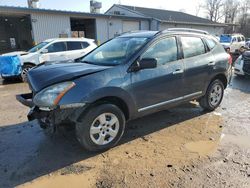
185, 140, 218, 156
221, 134, 250, 148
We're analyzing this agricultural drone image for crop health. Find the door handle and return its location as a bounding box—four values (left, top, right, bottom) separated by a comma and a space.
172, 69, 184, 75
208, 61, 215, 66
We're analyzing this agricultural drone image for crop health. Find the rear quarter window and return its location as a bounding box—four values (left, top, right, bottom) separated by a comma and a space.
181, 37, 206, 58
81, 42, 90, 49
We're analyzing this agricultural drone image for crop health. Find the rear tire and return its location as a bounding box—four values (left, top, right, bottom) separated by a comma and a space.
199, 79, 224, 111
75, 104, 126, 152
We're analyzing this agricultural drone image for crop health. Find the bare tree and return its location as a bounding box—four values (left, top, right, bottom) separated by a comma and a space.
223, 0, 239, 23
203, 0, 224, 22
237, 0, 250, 35
195, 3, 203, 16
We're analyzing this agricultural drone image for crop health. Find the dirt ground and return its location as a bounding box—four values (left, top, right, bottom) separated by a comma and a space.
0, 76, 250, 188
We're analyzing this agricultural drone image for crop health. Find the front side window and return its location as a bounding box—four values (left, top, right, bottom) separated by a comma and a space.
67, 42, 82, 51
232, 37, 237, 43
47, 42, 66, 53
141, 37, 178, 65
28, 42, 49, 53
181, 37, 205, 58
81, 37, 148, 66
237, 37, 242, 42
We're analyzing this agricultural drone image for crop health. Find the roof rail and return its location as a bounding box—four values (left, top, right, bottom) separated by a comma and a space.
165, 28, 209, 35
118, 30, 147, 36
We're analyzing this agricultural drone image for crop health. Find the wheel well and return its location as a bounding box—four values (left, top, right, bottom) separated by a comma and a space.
211, 74, 227, 89
93, 97, 129, 120
23, 62, 36, 67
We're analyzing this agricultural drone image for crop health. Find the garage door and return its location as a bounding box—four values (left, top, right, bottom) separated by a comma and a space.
123, 21, 139, 32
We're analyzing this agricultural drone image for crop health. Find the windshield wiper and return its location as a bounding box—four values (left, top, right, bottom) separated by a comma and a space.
80, 60, 94, 64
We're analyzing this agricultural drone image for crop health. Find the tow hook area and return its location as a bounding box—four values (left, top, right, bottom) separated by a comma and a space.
27, 106, 50, 121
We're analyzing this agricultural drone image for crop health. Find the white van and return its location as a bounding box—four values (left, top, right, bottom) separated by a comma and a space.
1, 38, 97, 81
220, 34, 246, 53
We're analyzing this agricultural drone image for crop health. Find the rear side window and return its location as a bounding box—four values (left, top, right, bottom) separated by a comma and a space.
205, 38, 216, 50
67, 42, 82, 51
141, 37, 178, 65
47, 42, 66, 53
81, 42, 90, 49
181, 37, 206, 58
237, 37, 242, 42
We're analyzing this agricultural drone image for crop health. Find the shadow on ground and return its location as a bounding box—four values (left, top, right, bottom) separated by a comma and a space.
0, 77, 22, 85
0, 102, 205, 187
230, 75, 250, 93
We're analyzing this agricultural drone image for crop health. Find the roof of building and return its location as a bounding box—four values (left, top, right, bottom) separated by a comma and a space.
0, 5, 150, 20
109, 4, 225, 27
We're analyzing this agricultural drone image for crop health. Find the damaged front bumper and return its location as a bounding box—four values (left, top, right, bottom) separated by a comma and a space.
16, 93, 87, 127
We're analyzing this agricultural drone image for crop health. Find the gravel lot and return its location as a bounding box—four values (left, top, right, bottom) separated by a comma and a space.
0, 75, 249, 188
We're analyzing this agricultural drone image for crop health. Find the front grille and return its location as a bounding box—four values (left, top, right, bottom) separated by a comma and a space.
243, 59, 250, 75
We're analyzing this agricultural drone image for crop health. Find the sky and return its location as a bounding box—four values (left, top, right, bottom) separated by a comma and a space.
0, 0, 205, 17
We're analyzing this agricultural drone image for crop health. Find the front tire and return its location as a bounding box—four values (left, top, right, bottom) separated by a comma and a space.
199, 79, 224, 111
75, 104, 126, 152
21, 64, 34, 82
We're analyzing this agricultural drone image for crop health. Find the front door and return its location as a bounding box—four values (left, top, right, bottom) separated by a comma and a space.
129, 37, 185, 112
40, 42, 67, 63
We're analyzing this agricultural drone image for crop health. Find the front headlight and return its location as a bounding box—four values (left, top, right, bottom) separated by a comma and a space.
34, 82, 75, 108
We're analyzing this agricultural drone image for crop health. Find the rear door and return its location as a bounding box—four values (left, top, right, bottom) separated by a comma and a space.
130, 36, 185, 112
66, 41, 88, 60
180, 36, 213, 95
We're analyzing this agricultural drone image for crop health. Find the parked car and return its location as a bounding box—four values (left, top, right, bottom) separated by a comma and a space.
234, 50, 250, 76
1, 38, 97, 81
17, 29, 230, 151
245, 38, 250, 48
220, 34, 246, 53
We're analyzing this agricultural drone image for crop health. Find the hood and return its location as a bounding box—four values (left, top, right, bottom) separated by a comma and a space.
28, 62, 111, 92
220, 42, 230, 47
1, 51, 28, 56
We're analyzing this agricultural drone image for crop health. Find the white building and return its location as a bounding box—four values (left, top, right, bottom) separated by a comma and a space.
0, 4, 225, 53
106, 5, 226, 36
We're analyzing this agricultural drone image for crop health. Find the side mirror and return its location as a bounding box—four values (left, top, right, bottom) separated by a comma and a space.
130, 58, 157, 72
40, 48, 48, 54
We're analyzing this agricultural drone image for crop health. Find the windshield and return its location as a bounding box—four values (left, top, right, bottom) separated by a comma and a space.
220, 35, 232, 43
28, 42, 49, 53
81, 37, 149, 66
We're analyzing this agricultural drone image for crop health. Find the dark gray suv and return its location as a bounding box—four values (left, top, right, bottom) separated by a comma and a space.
17, 29, 231, 151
